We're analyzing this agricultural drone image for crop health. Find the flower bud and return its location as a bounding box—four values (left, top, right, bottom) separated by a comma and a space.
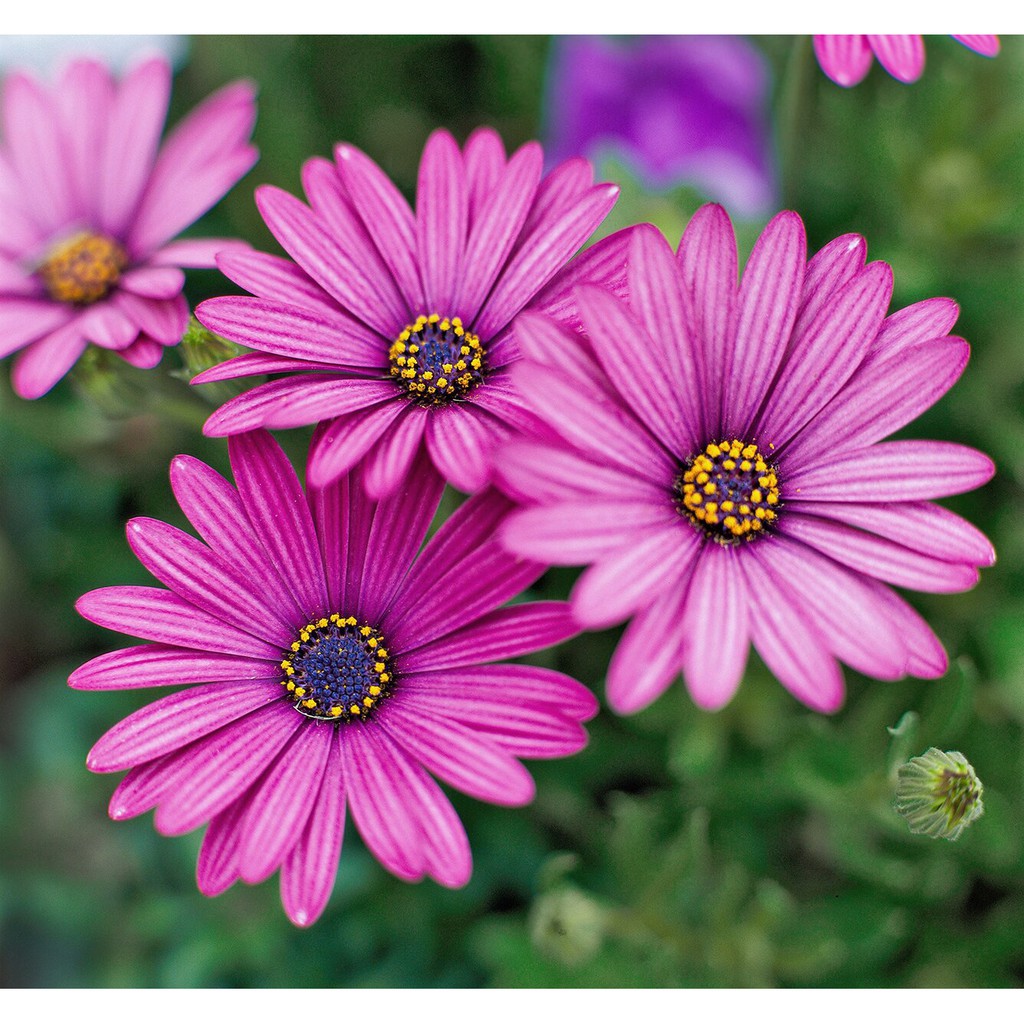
894, 748, 984, 840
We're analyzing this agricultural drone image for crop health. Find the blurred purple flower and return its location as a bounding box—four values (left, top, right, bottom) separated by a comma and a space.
0, 57, 257, 398
544, 36, 777, 218
72, 429, 595, 927
814, 35, 1000, 87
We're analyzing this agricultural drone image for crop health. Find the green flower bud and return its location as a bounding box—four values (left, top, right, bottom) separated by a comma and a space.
530, 886, 606, 967
894, 748, 984, 841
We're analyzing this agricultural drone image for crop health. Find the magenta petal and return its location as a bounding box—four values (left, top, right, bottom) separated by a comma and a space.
786, 440, 995, 502
739, 553, 845, 712
793, 233, 867, 339
463, 127, 507, 220
780, 512, 980, 593
153, 702, 302, 837
117, 336, 165, 368
168, 454, 301, 629
11, 321, 87, 398
416, 129, 467, 312
424, 402, 506, 494
335, 142, 424, 311
361, 727, 472, 888
78, 302, 139, 350
870, 583, 948, 678
870, 296, 959, 362
495, 437, 659, 505
571, 526, 699, 629
255, 185, 404, 339
196, 294, 384, 367
403, 677, 587, 759
125, 517, 295, 644
192, 352, 341, 385
0, 298, 74, 357
341, 726, 425, 881
70, 645, 277, 693
405, 664, 598, 721
511, 360, 671, 478
109, 755, 176, 820
679, 544, 748, 710
112, 290, 187, 345
813, 35, 874, 87
623, 225, 705, 443
237, 724, 333, 884
154, 238, 249, 269
196, 798, 248, 896
361, 405, 428, 500
752, 537, 908, 680
675, 203, 737, 424
783, 337, 970, 461
605, 579, 691, 714
228, 431, 328, 620
87, 681, 280, 771
453, 140, 542, 323
399, 602, 579, 672
868, 35, 925, 83
75, 586, 281, 658
579, 280, 698, 455
280, 730, 345, 927
300, 156, 408, 329
755, 262, 893, 446
305, 401, 406, 490
379, 701, 536, 807
952, 35, 1000, 57
118, 266, 186, 300
790, 499, 995, 568
723, 209, 806, 436
203, 377, 397, 436
97, 57, 170, 238
501, 499, 676, 564
213, 248, 341, 316
475, 183, 618, 339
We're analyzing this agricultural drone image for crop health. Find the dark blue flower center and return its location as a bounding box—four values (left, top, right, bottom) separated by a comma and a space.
280, 615, 392, 723
389, 313, 486, 404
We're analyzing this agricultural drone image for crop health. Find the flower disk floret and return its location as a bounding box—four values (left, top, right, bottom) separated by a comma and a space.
498, 205, 995, 716
193, 127, 624, 498
70, 430, 596, 927
0, 57, 257, 397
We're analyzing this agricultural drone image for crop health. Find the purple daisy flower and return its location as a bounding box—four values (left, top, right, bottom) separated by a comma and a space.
0, 57, 257, 398
813, 35, 999, 87
544, 36, 777, 218
193, 127, 622, 497
71, 429, 594, 927
498, 205, 995, 715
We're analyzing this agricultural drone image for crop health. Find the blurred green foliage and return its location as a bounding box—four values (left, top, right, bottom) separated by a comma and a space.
2, 35, 1023, 988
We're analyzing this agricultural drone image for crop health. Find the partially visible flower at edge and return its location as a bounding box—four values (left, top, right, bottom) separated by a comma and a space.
544, 35, 777, 218
497, 205, 995, 715
70, 428, 596, 927
193, 126, 624, 498
895, 748, 984, 840
813, 35, 999, 87
0, 57, 257, 398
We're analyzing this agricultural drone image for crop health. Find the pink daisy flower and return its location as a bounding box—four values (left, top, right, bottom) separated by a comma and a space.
813, 35, 999, 87
0, 57, 257, 398
498, 205, 995, 715
71, 429, 595, 927
193, 127, 622, 497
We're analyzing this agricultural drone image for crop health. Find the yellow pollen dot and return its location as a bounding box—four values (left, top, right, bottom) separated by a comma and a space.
369, 685, 382, 697
350, 705, 361, 715
363, 697, 374, 708
379, 673, 390, 683
294, 687, 306, 698
722, 459, 736, 470
374, 662, 385, 673
317, 618, 328, 628
329, 706, 342, 717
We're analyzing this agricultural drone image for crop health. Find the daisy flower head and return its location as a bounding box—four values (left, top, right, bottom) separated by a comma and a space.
498, 205, 995, 716
813, 35, 999, 87
71, 430, 595, 927
0, 57, 257, 398
193, 127, 623, 498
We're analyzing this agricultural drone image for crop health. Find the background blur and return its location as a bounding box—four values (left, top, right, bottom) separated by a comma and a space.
1, 35, 1022, 988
